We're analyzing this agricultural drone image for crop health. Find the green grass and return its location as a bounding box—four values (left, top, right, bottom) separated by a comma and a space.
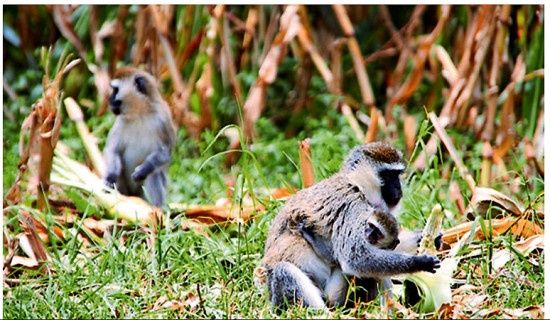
3, 114, 544, 319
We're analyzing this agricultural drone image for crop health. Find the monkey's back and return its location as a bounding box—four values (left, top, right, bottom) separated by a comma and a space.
263, 173, 369, 268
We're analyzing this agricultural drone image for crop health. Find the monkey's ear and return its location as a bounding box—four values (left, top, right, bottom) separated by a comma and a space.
134, 76, 147, 95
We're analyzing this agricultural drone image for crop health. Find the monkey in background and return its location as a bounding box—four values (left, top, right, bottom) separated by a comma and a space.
103, 67, 176, 207
262, 142, 440, 309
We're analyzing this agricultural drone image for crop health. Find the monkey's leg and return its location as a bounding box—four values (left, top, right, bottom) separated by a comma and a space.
325, 268, 348, 307
269, 261, 326, 309
143, 171, 167, 207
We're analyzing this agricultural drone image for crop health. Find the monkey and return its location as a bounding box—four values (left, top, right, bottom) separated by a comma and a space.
262, 142, 440, 309
103, 67, 176, 207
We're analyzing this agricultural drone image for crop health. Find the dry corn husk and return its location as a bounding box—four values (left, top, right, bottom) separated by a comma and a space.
396, 205, 457, 312
51, 150, 160, 224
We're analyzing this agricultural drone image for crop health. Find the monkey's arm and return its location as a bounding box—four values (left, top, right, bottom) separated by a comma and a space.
298, 220, 336, 265
103, 141, 122, 188
337, 245, 440, 279
333, 212, 440, 279
131, 145, 172, 182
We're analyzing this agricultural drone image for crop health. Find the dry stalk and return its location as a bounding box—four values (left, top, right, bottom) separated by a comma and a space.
435, 45, 459, 86
364, 108, 380, 143
220, 9, 244, 107
332, 4, 375, 108
454, 6, 497, 126
150, 5, 185, 93
64, 97, 105, 177
296, 22, 333, 86
36, 51, 80, 211
108, 5, 129, 76
481, 5, 511, 142
330, 39, 346, 96
387, 5, 451, 125
389, 5, 426, 96
404, 115, 417, 157
240, 6, 259, 67
480, 141, 493, 187
341, 104, 364, 141
243, 5, 300, 141
428, 112, 476, 192
298, 138, 315, 188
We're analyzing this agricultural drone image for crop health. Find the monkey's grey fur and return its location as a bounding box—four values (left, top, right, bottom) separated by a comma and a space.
103, 67, 176, 207
262, 142, 440, 309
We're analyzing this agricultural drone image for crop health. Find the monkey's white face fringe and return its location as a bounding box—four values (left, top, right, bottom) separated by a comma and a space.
346, 162, 387, 211
378, 162, 406, 172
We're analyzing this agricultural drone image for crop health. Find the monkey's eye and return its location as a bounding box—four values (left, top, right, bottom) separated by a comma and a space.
134, 76, 147, 95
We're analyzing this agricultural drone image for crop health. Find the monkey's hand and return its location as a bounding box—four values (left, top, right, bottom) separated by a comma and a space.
132, 162, 154, 184
434, 233, 443, 250
412, 255, 440, 273
105, 173, 118, 189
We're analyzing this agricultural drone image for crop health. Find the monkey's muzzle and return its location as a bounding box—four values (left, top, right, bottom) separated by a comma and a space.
109, 95, 122, 115
109, 86, 122, 115
110, 101, 122, 115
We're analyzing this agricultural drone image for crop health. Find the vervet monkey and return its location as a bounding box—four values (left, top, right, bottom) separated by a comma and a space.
263, 142, 440, 309
103, 67, 176, 207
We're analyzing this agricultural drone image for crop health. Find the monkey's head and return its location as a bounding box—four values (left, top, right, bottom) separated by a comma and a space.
109, 68, 161, 117
366, 209, 400, 250
342, 142, 405, 212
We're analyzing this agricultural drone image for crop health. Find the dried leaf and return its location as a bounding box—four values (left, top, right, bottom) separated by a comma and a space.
18, 212, 51, 274
253, 266, 267, 288
181, 204, 258, 225
270, 186, 297, 199
491, 235, 543, 270
467, 187, 523, 219
10, 256, 40, 269
442, 216, 542, 245
502, 305, 543, 318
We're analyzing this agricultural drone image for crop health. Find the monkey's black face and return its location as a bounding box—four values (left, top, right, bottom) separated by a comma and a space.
366, 222, 383, 245
109, 85, 122, 115
379, 169, 403, 208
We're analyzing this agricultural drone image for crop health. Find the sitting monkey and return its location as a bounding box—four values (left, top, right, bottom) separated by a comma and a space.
103, 68, 176, 207
262, 142, 440, 309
